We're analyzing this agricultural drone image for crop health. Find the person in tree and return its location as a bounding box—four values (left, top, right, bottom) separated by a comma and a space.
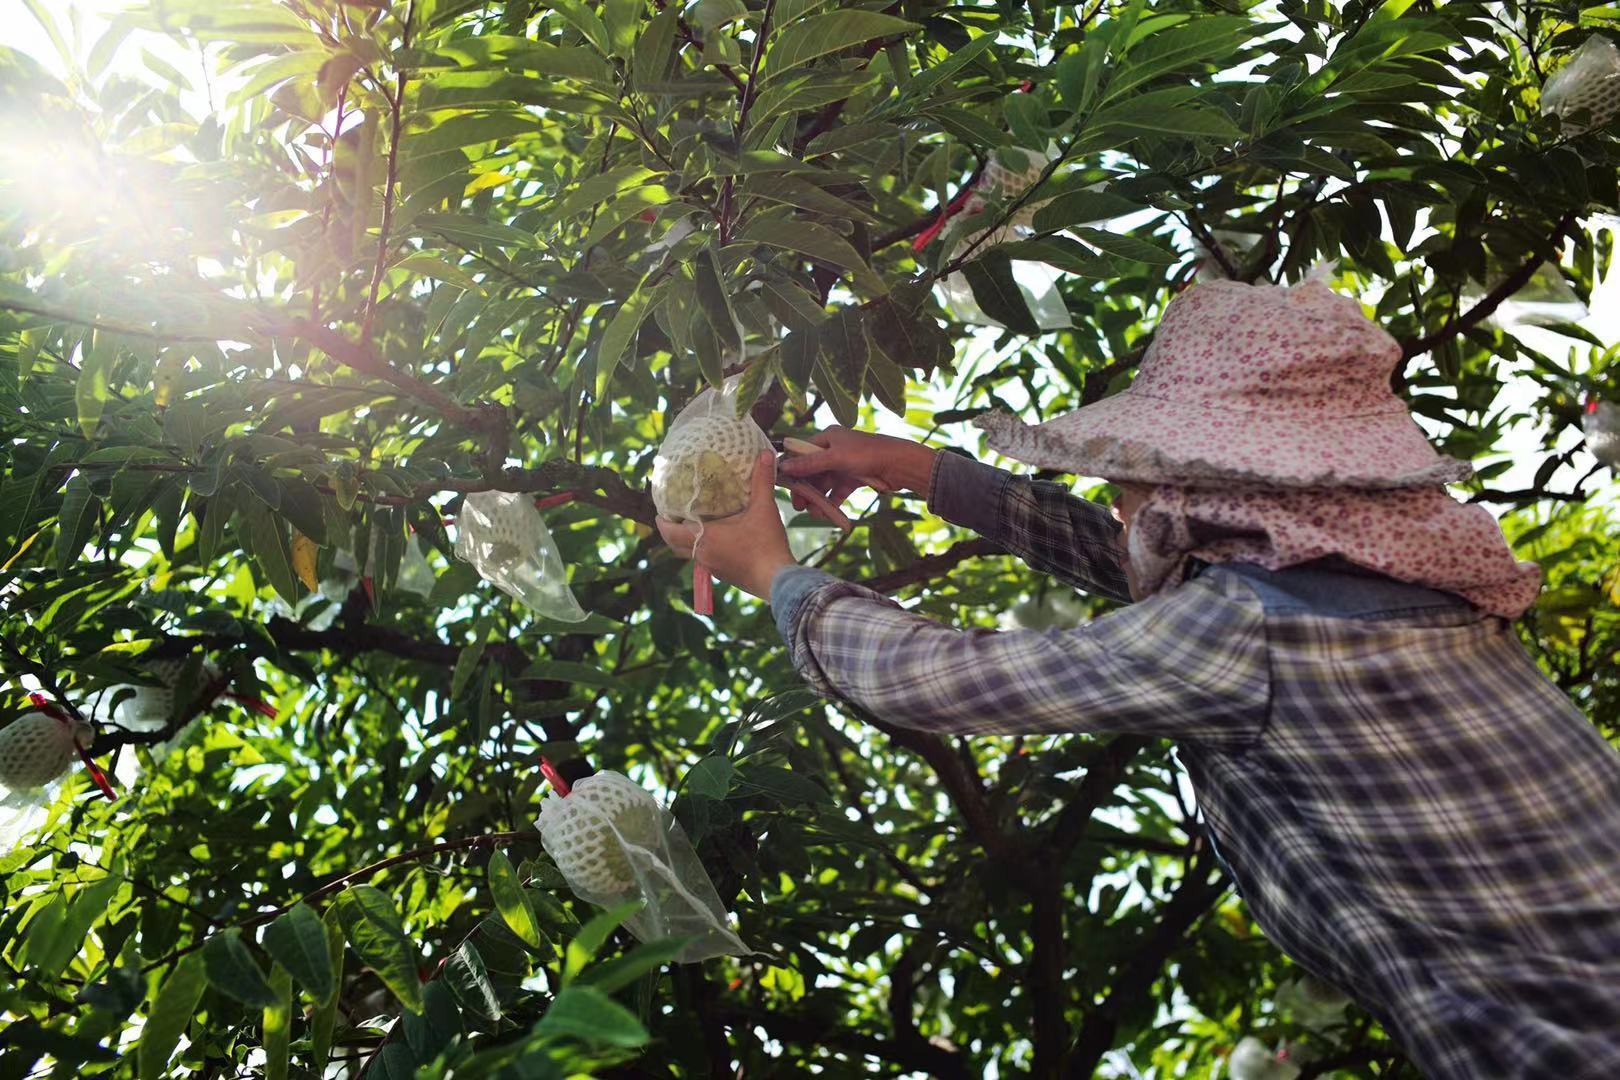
657, 279, 1620, 1079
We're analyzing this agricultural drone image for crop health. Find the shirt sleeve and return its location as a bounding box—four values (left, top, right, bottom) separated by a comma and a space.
770, 566, 1270, 749
926, 451, 1132, 603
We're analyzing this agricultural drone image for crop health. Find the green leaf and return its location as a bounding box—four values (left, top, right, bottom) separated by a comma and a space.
961, 253, 1040, 335
1030, 190, 1145, 233
451, 640, 487, 699
310, 908, 345, 1074
538, 986, 650, 1048
416, 213, 537, 249
238, 503, 302, 604
737, 174, 877, 222
633, 6, 679, 89
260, 904, 336, 1003
765, 11, 920, 76
442, 940, 501, 1022
263, 965, 292, 1080
403, 980, 462, 1062
138, 953, 207, 1080
76, 334, 116, 439
736, 217, 885, 295
604, 0, 641, 59
578, 936, 693, 993
685, 755, 735, 799
779, 324, 820, 390
55, 475, 98, 572
1073, 227, 1178, 264
995, 238, 1117, 277
735, 764, 831, 806
547, 0, 611, 54
336, 886, 423, 1014
691, 246, 741, 354
488, 849, 545, 950
203, 929, 278, 1008
595, 279, 666, 397
563, 902, 643, 982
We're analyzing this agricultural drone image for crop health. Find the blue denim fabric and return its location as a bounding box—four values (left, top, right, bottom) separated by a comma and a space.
771, 564, 840, 643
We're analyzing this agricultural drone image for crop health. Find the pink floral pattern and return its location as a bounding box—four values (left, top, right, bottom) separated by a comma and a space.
974, 277, 1541, 616
1126, 486, 1542, 618
976, 279, 1473, 489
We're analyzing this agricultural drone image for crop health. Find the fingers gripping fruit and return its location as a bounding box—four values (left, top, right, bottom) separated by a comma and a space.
538, 773, 666, 896
651, 413, 769, 523
0, 712, 91, 791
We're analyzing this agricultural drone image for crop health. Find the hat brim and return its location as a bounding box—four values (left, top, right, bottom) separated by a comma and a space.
975, 391, 1473, 489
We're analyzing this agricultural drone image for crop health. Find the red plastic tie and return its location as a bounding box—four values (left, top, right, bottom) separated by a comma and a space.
693, 564, 714, 616
540, 756, 572, 797
76, 743, 117, 802
224, 692, 279, 719
1586, 397, 1600, 415
912, 185, 981, 253
28, 693, 114, 801
535, 491, 578, 510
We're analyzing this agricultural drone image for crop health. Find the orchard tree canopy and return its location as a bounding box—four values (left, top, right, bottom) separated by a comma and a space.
1, 0, 1618, 1077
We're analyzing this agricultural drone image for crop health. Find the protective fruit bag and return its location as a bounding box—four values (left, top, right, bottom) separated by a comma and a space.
454, 490, 588, 622
537, 770, 748, 963
1542, 35, 1620, 133
933, 145, 1072, 331
650, 380, 774, 614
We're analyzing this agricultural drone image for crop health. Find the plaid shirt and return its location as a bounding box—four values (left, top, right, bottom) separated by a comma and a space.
771, 453, 1620, 1080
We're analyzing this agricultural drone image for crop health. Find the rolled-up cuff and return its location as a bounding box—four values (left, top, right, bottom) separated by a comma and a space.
926, 450, 1013, 537
770, 565, 841, 643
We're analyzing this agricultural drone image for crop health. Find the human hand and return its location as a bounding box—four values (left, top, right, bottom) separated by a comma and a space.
656, 452, 798, 601
777, 427, 939, 517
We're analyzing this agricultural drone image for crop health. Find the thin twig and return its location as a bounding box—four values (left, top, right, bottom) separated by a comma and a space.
361, 0, 416, 342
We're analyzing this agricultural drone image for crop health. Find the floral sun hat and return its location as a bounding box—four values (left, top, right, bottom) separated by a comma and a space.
974, 278, 1472, 489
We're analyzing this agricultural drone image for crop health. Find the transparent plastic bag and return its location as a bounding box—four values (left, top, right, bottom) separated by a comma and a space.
1490, 260, 1588, 328
537, 770, 749, 963
454, 491, 588, 622
396, 536, 437, 598
1227, 1037, 1303, 1080
935, 146, 1073, 331
1542, 35, 1620, 133
1585, 397, 1620, 468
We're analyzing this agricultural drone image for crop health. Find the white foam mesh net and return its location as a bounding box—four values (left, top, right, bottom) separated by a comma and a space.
454, 491, 588, 622
114, 658, 221, 731
0, 712, 81, 792
1542, 35, 1620, 132
538, 771, 749, 963
1585, 400, 1620, 467
650, 383, 773, 564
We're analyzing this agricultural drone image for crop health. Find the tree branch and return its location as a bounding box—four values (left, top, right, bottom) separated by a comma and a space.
361, 1, 415, 342
860, 537, 1004, 593
1399, 213, 1576, 362
135, 831, 544, 976
717, 1004, 967, 1078
1048, 735, 1153, 858
1066, 848, 1228, 1078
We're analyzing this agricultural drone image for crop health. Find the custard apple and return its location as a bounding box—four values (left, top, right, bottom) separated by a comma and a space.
538, 772, 666, 896
652, 413, 769, 523
0, 712, 89, 791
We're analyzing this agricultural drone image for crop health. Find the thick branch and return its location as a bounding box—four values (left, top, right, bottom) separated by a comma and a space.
1066, 849, 1228, 1077
861, 537, 1004, 593
1399, 213, 1576, 362
717, 1004, 967, 1078
137, 831, 544, 976
1048, 735, 1153, 858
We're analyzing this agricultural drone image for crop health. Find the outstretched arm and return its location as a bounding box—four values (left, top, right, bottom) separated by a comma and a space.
779, 428, 1131, 602
769, 566, 1267, 747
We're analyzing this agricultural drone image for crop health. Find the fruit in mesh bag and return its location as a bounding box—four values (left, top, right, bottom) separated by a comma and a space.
1542, 36, 1620, 132
120, 658, 222, 727
454, 491, 551, 575
1585, 398, 1620, 468
980, 147, 1050, 202
539, 773, 666, 895
0, 712, 87, 791
652, 414, 762, 523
